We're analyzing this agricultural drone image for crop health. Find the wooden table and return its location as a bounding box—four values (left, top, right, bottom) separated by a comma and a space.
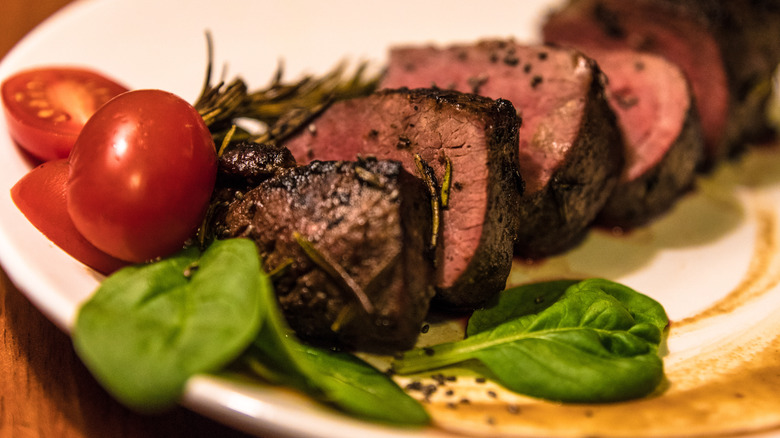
0, 1, 253, 436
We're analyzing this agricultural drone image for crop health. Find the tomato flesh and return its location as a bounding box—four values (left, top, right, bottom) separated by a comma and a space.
1, 67, 128, 161
10, 159, 128, 275
67, 89, 217, 263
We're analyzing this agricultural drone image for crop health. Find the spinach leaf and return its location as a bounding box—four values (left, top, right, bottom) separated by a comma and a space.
467, 279, 578, 335
73, 238, 268, 412
393, 279, 669, 403
241, 270, 429, 426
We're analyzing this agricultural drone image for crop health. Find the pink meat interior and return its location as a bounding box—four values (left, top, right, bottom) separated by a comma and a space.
382, 42, 592, 194
284, 94, 490, 289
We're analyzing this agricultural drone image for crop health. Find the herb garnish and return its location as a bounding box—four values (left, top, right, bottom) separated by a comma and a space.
72, 238, 427, 425
72, 239, 268, 412
393, 279, 669, 403
193, 33, 380, 150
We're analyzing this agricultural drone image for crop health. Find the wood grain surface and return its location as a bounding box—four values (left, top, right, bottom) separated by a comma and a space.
0, 1, 253, 436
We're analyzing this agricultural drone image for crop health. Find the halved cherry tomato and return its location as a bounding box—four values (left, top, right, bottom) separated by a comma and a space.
1, 67, 128, 161
67, 89, 217, 263
10, 159, 128, 274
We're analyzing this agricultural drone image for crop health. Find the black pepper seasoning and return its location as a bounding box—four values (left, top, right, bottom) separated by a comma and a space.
405, 381, 423, 391
531, 75, 543, 89
396, 136, 412, 149
503, 54, 520, 66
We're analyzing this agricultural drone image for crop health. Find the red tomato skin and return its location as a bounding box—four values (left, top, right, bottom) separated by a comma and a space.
67, 89, 217, 263
10, 159, 128, 275
1, 67, 128, 161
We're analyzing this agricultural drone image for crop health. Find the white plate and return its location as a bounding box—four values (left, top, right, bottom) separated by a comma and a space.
1, 1, 780, 437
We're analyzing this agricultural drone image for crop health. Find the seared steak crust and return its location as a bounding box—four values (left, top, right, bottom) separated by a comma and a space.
514, 64, 623, 257
283, 88, 523, 307
220, 159, 435, 351
217, 141, 297, 189
382, 41, 624, 258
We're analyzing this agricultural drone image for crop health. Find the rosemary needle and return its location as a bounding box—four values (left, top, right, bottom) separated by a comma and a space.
292, 231, 375, 315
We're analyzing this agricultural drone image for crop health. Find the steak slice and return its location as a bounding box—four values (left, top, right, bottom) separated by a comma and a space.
593, 50, 704, 227
381, 41, 624, 258
282, 88, 522, 308
219, 159, 435, 351
682, 0, 780, 149
542, 0, 779, 166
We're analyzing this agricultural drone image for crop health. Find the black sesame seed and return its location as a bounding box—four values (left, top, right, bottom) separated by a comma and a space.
507, 404, 521, 415
531, 76, 543, 89
420, 323, 430, 333
538, 51, 548, 60
487, 390, 497, 398
424, 347, 436, 356
476, 377, 487, 384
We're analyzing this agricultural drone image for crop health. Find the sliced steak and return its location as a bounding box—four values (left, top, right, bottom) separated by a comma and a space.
381, 41, 624, 258
282, 88, 522, 307
683, 0, 780, 149
594, 50, 704, 227
542, 0, 780, 166
219, 159, 435, 351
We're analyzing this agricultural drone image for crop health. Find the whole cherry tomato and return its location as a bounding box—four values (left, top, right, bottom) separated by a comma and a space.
67, 89, 217, 263
1, 67, 128, 161
11, 159, 128, 274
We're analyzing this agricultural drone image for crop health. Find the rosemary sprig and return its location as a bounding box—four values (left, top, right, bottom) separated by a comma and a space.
413, 154, 441, 250
193, 32, 381, 149
440, 155, 452, 209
